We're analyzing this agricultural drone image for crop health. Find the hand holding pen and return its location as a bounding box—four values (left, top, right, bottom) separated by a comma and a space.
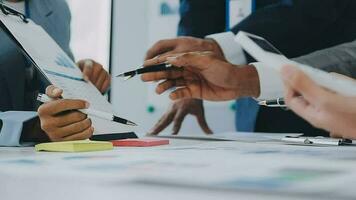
36, 86, 136, 142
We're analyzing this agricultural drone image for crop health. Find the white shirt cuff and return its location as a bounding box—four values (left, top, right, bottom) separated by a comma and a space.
206, 32, 247, 65
252, 62, 284, 100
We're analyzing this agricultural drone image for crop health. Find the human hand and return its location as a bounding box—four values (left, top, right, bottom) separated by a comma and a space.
37, 85, 94, 142
142, 52, 260, 101
77, 59, 111, 93
281, 65, 356, 139
148, 99, 213, 135
145, 37, 225, 61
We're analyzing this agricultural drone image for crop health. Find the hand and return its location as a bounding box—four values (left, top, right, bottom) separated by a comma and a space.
281, 65, 356, 139
145, 37, 225, 61
142, 52, 260, 101
37, 85, 94, 142
148, 99, 213, 135
77, 59, 111, 93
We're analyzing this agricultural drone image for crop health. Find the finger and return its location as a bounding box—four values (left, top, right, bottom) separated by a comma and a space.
281, 65, 330, 104
51, 118, 92, 138
147, 111, 176, 135
196, 111, 213, 135
45, 85, 63, 99
169, 88, 193, 100
156, 79, 187, 94
95, 70, 107, 91
82, 60, 94, 82
141, 69, 184, 82
62, 126, 94, 141
145, 39, 177, 60
38, 99, 89, 116
172, 109, 188, 135
90, 63, 104, 84
166, 52, 212, 70
285, 91, 323, 128
51, 111, 88, 127
144, 52, 184, 67
100, 74, 111, 93
282, 65, 356, 112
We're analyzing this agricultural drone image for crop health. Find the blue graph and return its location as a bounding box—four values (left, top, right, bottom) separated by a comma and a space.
55, 53, 76, 69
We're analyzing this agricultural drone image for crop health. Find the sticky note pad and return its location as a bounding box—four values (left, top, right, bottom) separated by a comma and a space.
35, 140, 113, 152
112, 138, 169, 147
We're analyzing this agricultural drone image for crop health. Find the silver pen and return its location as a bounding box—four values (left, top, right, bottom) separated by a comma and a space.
258, 98, 287, 108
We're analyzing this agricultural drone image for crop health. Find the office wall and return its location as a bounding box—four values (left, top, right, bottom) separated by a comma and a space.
111, 0, 236, 135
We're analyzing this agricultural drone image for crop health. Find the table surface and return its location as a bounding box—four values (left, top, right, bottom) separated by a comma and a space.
1, 134, 356, 200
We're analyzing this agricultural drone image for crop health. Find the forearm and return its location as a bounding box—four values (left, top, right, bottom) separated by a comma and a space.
20, 117, 49, 143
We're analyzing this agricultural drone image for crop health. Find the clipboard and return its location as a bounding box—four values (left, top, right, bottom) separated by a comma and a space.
0, 3, 137, 140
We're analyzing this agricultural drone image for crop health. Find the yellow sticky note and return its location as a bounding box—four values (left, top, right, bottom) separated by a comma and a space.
35, 140, 113, 152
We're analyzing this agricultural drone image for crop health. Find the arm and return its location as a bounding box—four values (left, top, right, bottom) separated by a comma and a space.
0, 111, 43, 147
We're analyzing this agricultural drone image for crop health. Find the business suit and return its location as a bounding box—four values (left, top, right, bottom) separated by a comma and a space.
0, 0, 73, 112
0, 0, 73, 146
178, 0, 356, 136
294, 40, 356, 78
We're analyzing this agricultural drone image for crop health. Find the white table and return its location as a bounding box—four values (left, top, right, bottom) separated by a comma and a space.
1, 136, 356, 200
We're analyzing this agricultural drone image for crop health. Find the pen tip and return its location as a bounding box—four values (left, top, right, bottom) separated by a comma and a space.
128, 121, 138, 126
124, 75, 134, 81
116, 73, 124, 77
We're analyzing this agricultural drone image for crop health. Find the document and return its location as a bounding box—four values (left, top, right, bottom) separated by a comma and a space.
0, 12, 133, 135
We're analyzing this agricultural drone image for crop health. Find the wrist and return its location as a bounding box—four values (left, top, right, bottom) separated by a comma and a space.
205, 39, 225, 59
233, 65, 261, 98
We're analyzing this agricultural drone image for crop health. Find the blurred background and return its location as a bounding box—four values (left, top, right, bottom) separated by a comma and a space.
67, 0, 254, 135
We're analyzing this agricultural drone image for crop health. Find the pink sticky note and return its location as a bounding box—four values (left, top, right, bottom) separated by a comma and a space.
112, 138, 169, 147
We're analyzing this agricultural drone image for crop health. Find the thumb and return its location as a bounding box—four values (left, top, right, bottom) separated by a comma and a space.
45, 85, 63, 99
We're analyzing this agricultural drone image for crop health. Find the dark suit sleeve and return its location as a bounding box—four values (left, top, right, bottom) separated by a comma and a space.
178, 0, 226, 38
230, 0, 354, 59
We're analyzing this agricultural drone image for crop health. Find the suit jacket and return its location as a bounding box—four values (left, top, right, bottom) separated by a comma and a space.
178, 0, 356, 135
0, 0, 73, 112
294, 40, 356, 78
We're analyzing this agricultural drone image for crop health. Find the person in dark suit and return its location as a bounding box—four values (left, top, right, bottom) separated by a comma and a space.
0, 0, 111, 146
143, 0, 356, 136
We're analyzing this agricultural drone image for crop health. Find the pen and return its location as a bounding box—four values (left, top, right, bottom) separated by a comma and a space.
258, 98, 287, 107
37, 94, 137, 126
116, 63, 180, 79
282, 136, 352, 146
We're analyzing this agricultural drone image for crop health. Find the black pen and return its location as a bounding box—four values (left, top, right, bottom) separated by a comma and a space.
258, 98, 287, 107
116, 63, 180, 79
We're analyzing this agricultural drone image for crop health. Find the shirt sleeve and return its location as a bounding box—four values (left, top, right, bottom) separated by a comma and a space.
0, 111, 38, 147
252, 62, 284, 100
206, 31, 247, 65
